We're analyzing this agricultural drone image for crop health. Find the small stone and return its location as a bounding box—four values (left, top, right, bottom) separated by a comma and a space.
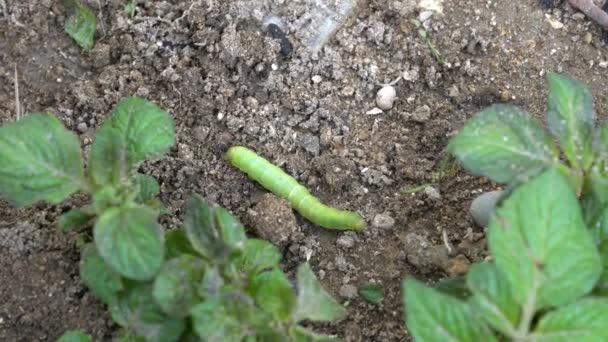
424, 186, 441, 201
299, 134, 320, 155
405, 105, 431, 122
419, 11, 433, 22
366, 107, 383, 115
599, 61, 608, 68
339, 284, 358, 299
311, 75, 322, 84
470, 190, 504, 227
584, 32, 593, 44
447, 85, 460, 98
376, 85, 397, 110
336, 234, 355, 249
443, 254, 471, 277
76, 122, 88, 133
402, 68, 419, 82
372, 213, 395, 229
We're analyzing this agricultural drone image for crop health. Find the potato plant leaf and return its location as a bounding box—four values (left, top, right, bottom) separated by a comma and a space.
89, 97, 175, 187
448, 104, 559, 184
488, 168, 601, 310
546, 72, 595, 170
153, 255, 206, 317
0, 114, 84, 206
135, 174, 160, 204
64, 2, 96, 50
79, 243, 123, 304
58, 206, 95, 232
289, 326, 338, 342
294, 263, 346, 322
358, 283, 384, 305
190, 291, 259, 341
403, 279, 497, 342
184, 195, 245, 260
239, 239, 281, 275
533, 298, 608, 341
198, 266, 224, 298
94, 206, 164, 280
433, 276, 471, 300
56, 330, 92, 342
466, 262, 519, 336
165, 229, 197, 258
110, 283, 185, 342
249, 268, 295, 321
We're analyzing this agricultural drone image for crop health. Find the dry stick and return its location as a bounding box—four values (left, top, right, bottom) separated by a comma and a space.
14, 65, 21, 121
568, 0, 608, 31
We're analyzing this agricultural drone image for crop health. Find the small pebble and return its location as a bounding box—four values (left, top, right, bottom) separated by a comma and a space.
337, 235, 355, 249
299, 134, 320, 155
366, 107, 383, 115
470, 190, 504, 227
372, 213, 395, 229
339, 284, 358, 299
424, 186, 441, 201
419, 11, 433, 22
376, 85, 397, 110
443, 254, 471, 277
311, 75, 322, 84
76, 122, 88, 133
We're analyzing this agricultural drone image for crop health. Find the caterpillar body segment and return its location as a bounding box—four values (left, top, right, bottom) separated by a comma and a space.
226, 146, 366, 231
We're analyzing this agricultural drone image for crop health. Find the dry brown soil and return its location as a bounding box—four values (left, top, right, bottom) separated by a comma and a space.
1, 0, 608, 341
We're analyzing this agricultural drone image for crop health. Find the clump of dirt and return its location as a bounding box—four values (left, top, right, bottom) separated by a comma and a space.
1, 0, 608, 340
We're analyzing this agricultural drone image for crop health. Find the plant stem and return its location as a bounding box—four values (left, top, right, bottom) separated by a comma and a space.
568, 0, 608, 31
512, 269, 541, 341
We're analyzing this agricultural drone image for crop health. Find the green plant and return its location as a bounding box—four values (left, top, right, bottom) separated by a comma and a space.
63, 0, 97, 50
404, 169, 608, 340
0, 97, 345, 341
124, 0, 137, 18
403, 73, 608, 340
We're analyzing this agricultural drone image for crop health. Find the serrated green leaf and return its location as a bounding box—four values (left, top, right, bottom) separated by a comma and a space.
152, 255, 205, 317
448, 104, 559, 184
56, 330, 92, 342
198, 266, 224, 298
135, 174, 160, 204
64, 3, 96, 50
358, 283, 384, 305
110, 283, 185, 342
289, 326, 338, 342
165, 229, 197, 258
0, 114, 84, 206
190, 290, 259, 342
249, 268, 295, 321
533, 298, 608, 341
182, 196, 246, 261
94, 206, 164, 280
433, 276, 471, 300
546, 72, 595, 170
215, 206, 247, 250
58, 206, 95, 232
489, 168, 601, 310
239, 239, 281, 275
294, 263, 346, 322
403, 279, 497, 342
79, 243, 123, 304
89, 97, 175, 186
466, 262, 519, 336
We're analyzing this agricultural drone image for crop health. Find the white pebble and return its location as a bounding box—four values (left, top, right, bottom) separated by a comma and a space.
376, 85, 397, 110
311, 75, 322, 84
366, 107, 383, 115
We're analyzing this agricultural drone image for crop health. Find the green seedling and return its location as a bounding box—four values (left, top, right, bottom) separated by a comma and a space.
449, 73, 608, 241
63, 0, 97, 50
359, 283, 384, 305
404, 169, 608, 341
412, 19, 442, 65
0, 97, 345, 341
124, 1, 137, 18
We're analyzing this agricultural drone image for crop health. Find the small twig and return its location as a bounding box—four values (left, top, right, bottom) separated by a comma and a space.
441, 228, 454, 255
568, 0, 608, 31
14, 64, 21, 121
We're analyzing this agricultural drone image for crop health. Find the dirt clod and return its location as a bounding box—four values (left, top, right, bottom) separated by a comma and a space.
246, 194, 299, 250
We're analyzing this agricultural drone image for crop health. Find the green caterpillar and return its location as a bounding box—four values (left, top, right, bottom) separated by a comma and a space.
226, 146, 366, 231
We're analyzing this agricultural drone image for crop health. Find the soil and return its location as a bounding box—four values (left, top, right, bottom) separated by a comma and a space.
1, 0, 608, 341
